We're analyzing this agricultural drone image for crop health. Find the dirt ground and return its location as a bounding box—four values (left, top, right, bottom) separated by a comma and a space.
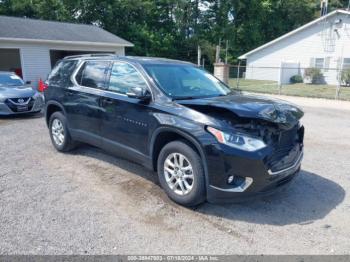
0, 95, 349, 255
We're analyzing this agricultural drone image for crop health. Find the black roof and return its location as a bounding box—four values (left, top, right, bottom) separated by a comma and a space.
64, 54, 194, 66
0, 16, 133, 46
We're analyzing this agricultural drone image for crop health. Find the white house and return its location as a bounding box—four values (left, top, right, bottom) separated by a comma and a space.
239, 10, 350, 85
0, 16, 133, 86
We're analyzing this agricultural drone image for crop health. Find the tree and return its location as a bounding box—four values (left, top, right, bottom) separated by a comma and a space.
0, 0, 72, 21
1, 0, 347, 65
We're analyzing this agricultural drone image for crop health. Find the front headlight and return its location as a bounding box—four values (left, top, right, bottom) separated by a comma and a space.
0, 94, 7, 102
207, 126, 266, 152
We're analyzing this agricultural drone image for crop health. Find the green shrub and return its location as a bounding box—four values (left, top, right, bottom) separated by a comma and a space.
290, 75, 303, 84
341, 68, 350, 86
304, 68, 324, 84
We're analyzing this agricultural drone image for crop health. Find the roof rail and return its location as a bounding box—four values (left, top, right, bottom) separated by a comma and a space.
64, 53, 117, 59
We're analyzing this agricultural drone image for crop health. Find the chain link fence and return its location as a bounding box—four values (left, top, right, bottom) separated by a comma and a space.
228, 65, 350, 101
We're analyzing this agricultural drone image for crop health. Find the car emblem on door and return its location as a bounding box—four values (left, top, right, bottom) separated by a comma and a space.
17, 98, 25, 104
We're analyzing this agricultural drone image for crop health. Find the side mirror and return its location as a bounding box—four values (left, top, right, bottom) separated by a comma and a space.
25, 81, 32, 85
126, 87, 151, 102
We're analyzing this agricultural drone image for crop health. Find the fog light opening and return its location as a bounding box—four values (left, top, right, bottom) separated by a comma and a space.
227, 175, 234, 184
227, 175, 245, 186
226, 175, 254, 192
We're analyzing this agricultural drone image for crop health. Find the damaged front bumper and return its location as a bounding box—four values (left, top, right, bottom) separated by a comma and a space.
204, 135, 304, 203
268, 151, 303, 176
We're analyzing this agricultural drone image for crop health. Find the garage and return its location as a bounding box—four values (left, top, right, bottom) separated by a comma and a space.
0, 15, 133, 86
0, 48, 22, 78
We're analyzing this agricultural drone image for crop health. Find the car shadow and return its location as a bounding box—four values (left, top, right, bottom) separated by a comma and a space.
195, 170, 345, 226
71, 145, 345, 226
72, 144, 159, 185
0, 111, 44, 120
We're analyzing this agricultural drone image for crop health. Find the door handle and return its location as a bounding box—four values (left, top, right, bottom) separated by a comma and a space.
66, 90, 75, 96
102, 98, 114, 105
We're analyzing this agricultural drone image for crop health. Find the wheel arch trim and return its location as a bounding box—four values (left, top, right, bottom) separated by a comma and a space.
45, 101, 66, 127
150, 126, 209, 188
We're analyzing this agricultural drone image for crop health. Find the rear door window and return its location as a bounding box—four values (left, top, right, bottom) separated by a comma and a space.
76, 61, 110, 89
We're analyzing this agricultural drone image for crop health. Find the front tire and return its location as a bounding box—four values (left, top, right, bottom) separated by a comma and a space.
157, 141, 206, 206
49, 111, 76, 152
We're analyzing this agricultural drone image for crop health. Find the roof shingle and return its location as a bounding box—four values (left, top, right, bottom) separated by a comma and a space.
0, 15, 133, 46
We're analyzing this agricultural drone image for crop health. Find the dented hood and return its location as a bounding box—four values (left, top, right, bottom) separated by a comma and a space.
177, 94, 304, 128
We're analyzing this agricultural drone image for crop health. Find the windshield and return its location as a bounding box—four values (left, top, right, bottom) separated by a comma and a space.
143, 64, 232, 99
0, 74, 24, 87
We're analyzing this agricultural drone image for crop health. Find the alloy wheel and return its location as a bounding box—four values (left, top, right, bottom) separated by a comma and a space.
51, 118, 65, 146
163, 153, 194, 195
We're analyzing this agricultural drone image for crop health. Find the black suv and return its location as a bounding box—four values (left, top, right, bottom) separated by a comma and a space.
44, 54, 304, 206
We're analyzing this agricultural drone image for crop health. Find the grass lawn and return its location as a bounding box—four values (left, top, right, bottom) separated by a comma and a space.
228, 78, 350, 101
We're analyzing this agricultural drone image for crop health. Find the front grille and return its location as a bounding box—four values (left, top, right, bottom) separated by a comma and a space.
265, 124, 304, 170
267, 146, 295, 166
279, 125, 300, 147
9, 97, 31, 104
5, 97, 34, 112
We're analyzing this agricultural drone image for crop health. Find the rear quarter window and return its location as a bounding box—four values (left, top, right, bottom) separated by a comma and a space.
76, 61, 110, 89
48, 60, 77, 87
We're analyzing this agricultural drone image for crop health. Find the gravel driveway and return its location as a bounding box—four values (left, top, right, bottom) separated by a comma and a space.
0, 95, 349, 255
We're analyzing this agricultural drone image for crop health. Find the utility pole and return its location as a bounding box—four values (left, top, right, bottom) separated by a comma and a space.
236, 60, 241, 89
347, 0, 350, 10
336, 37, 345, 100
197, 45, 201, 66
215, 39, 221, 63
215, 45, 220, 63
225, 40, 229, 64
320, 0, 328, 17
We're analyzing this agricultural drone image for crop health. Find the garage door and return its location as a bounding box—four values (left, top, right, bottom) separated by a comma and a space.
0, 48, 22, 78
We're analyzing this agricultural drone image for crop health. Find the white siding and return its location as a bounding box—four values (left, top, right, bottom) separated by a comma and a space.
20, 46, 51, 84
245, 13, 350, 85
0, 41, 126, 86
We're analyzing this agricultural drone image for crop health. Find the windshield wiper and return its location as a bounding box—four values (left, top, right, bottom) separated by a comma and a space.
6, 84, 22, 87
172, 96, 197, 100
173, 94, 230, 100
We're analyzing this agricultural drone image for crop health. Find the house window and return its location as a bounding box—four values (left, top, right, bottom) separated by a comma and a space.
343, 58, 350, 69
315, 58, 325, 69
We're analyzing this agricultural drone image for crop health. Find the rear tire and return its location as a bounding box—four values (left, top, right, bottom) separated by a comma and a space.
49, 111, 76, 152
157, 141, 206, 206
